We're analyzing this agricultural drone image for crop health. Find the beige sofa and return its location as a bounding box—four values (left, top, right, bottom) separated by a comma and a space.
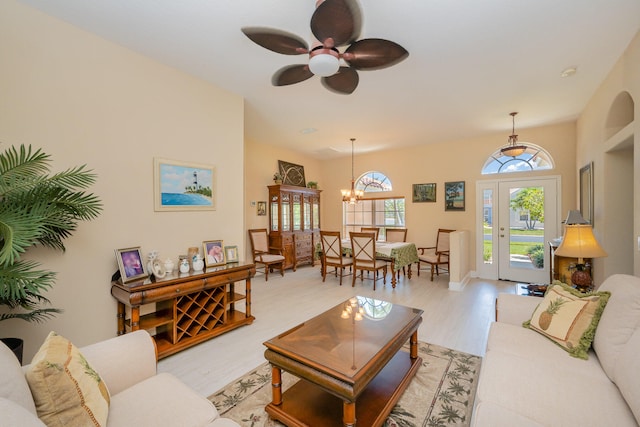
472, 274, 640, 426
0, 330, 239, 427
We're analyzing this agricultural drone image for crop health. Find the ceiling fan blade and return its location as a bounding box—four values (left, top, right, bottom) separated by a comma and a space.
242, 27, 309, 55
311, 0, 361, 47
272, 65, 314, 86
344, 38, 409, 70
322, 67, 359, 94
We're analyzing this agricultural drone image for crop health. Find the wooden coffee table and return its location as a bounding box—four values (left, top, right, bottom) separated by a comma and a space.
263, 296, 423, 427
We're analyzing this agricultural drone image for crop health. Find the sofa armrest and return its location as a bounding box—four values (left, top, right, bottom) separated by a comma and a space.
0, 397, 46, 427
80, 330, 157, 396
496, 293, 541, 326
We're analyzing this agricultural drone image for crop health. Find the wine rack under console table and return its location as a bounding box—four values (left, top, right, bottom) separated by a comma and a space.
111, 262, 256, 359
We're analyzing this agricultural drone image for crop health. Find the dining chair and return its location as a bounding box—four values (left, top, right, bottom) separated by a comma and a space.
350, 232, 388, 290
248, 228, 285, 281
320, 231, 353, 286
385, 228, 407, 243
360, 227, 380, 240
417, 228, 455, 281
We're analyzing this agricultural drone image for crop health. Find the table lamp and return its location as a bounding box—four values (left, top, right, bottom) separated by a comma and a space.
554, 210, 607, 291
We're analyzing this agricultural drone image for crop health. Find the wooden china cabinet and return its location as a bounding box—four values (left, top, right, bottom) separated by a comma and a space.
268, 184, 321, 270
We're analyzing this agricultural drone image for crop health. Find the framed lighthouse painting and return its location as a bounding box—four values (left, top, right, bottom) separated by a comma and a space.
154, 158, 216, 211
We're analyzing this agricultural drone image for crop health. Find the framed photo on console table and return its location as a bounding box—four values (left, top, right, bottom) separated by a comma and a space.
203, 240, 225, 267
115, 247, 148, 283
225, 245, 239, 263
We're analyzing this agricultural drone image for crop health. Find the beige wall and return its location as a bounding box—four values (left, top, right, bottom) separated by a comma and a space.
577, 30, 640, 282
0, 1, 245, 359
317, 121, 577, 270
243, 137, 322, 258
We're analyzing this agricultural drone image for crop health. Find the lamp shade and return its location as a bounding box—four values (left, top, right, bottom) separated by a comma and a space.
554, 224, 607, 261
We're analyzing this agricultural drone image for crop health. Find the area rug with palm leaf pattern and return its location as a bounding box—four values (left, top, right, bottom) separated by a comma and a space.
209, 341, 481, 427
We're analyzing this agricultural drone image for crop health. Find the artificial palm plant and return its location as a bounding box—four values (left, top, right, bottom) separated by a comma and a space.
0, 144, 102, 323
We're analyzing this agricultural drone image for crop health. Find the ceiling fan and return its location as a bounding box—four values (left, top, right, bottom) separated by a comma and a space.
241, 0, 409, 94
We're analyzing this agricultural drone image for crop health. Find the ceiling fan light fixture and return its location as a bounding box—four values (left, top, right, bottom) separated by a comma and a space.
500, 112, 528, 157
308, 48, 340, 77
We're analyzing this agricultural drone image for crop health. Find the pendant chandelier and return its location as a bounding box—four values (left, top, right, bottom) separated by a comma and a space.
341, 138, 364, 204
500, 112, 528, 157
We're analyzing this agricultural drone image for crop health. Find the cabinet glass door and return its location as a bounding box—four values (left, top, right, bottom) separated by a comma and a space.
281, 193, 290, 231
304, 196, 311, 230
270, 202, 279, 231
312, 198, 320, 229
292, 194, 301, 231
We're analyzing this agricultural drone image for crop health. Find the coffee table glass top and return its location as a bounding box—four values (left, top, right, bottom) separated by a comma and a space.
264, 296, 423, 380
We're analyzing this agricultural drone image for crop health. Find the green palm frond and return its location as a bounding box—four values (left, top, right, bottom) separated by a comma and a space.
0, 143, 101, 322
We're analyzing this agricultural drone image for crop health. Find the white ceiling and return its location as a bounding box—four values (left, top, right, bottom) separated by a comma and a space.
17, 0, 640, 158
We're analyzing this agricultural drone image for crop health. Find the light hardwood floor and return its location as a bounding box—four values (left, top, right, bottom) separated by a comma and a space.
158, 264, 516, 397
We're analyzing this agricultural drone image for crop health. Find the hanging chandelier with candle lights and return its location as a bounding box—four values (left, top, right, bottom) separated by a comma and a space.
341, 138, 364, 204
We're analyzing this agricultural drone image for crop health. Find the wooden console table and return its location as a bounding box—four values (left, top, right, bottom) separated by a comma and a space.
111, 262, 255, 359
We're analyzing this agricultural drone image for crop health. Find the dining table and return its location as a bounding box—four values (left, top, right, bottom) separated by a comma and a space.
340, 239, 419, 288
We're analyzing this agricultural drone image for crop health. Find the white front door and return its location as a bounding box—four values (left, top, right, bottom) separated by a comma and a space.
477, 177, 559, 283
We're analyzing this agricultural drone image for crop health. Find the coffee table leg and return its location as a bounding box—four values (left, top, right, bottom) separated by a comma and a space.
410, 331, 418, 359
343, 401, 356, 427
271, 366, 282, 406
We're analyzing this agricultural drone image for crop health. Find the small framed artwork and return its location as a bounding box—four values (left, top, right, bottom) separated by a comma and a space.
154, 157, 216, 212
257, 201, 267, 216
278, 160, 306, 187
203, 240, 225, 267
224, 245, 239, 263
579, 162, 593, 225
412, 183, 436, 203
444, 181, 465, 211
115, 247, 148, 283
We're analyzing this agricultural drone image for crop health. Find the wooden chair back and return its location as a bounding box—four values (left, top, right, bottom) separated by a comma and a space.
350, 232, 377, 268
360, 227, 380, 240
248, 228, 269, 255
320, 231, 343, 262
435, 229, 454, 254
386, 228, 407, 242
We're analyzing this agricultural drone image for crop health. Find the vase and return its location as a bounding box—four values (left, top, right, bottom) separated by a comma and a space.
164, 258, 175, 274
192, 255, 204, 271
179, 259, 190, 273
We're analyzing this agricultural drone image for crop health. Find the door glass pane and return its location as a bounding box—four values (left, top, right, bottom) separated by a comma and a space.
483, 189, 493, 265
509, 186, 544, 270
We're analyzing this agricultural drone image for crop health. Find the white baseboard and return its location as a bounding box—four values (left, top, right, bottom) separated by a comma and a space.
449, 272, 471, 291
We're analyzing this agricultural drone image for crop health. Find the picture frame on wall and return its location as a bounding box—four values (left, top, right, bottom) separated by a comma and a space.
444, 181, 465, 211
203, 240, 225, 267
224, 245, 239, 263
257, 201, 267, 216
580, 162, 594, 224
115, 247, 148, 283
412, 183, 436, 202
154, 157, 216, 212
278, 160, 306, 187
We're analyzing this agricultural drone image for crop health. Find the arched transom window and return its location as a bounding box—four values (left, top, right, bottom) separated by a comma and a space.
482, 143, 554, 174
355, 171, 392, 192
